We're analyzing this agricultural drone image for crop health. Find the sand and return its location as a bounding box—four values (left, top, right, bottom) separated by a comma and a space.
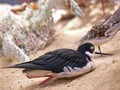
0, 2, 120, 90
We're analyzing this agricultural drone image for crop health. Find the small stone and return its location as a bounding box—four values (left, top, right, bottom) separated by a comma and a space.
112, 60, 117, 64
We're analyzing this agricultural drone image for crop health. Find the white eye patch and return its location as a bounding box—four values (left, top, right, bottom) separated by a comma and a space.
90, 46, 94, 50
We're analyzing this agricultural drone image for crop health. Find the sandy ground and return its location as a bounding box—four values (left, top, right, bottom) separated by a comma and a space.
0, 2, 120, 90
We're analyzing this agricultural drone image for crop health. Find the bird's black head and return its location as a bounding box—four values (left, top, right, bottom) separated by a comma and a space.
77, 43, 95, 55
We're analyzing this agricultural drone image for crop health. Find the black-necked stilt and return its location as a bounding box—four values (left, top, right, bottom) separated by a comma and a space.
3, 43, 104, 85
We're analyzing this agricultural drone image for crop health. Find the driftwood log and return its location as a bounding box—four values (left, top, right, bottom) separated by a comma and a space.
78, 6, 120, 46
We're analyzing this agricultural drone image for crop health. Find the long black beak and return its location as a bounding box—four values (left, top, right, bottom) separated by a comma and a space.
95, 52, 113, 56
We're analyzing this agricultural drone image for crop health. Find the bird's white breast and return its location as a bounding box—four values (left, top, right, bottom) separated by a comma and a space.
56, 61, 95, 79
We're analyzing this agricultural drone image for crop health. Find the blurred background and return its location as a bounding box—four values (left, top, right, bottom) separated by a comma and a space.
0, 0, 37, 5
0, 0, 120, 90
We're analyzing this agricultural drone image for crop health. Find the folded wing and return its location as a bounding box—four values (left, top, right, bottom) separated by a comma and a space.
5, 49, 88, 73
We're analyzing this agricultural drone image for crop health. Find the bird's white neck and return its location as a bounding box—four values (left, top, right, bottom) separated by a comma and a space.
85, 51, 94, 58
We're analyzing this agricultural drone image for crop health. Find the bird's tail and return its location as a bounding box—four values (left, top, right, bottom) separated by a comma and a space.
2, 62, 45, 70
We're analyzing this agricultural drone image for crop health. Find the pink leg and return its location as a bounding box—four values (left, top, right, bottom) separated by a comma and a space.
26, 73, 54, 85
26, 74, 43, 79
39, 75, 54, 85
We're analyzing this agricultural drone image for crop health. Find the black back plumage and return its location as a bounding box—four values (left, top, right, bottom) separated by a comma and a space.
6, 43, 95, 73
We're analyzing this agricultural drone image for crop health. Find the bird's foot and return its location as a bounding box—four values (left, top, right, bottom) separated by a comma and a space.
26, 74, 54, 85
39, 75, 54, 85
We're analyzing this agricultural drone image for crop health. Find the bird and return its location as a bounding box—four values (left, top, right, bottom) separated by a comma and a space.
3, 43, 102, 85
75, 10, 120, 55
